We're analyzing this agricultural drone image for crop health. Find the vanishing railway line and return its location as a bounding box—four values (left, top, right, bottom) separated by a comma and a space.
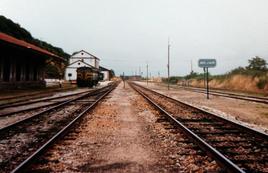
130, 82, 268, 173
0, 86, 76, 107
0, 90, 89, 110
0, 83, 117, 173
0, 88, 94, 117
176, 85, 268, 104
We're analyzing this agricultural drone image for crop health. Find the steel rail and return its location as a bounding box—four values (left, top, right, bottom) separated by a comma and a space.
10, 83, 117, 173
129, 82, 249, 173
181, 86, 268, 100
0, 89, 92, 110
0, 100, 69, 117
0, 90, 97, 117
151, 81, 268, 103
166, 84, 268, 104
0, 85, 112, 134
133, 82, 268, 139
0, 86, 75, 102
182, 87, 268, 104
0, 91, 53, 102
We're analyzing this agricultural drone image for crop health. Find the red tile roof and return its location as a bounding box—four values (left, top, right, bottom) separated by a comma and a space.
0, 32, 65, 61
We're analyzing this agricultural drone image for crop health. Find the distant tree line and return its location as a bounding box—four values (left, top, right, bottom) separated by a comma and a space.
163, 56, 268, 89
186, 56, 267, 79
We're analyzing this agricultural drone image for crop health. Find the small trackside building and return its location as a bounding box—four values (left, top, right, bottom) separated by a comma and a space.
0, 32, 65, 89
100, 66, 112, 81
65, 50, 100, 82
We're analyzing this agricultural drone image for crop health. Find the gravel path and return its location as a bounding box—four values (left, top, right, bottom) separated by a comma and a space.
29, 82, 219, 172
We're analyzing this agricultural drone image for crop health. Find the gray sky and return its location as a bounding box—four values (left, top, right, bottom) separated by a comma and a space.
1, 0, 268, 76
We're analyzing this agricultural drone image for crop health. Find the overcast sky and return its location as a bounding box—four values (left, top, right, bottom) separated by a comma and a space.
1, 0, 268, 76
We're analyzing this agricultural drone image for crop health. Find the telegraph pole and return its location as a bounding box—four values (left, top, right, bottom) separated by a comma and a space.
123, 72, 125, 88
146, 63, 149, 86
203, 67, 206, 88
206, 67, 209, 99
167, 38, 170, 90
191, 60, 193, 73
158, 71, 160, 83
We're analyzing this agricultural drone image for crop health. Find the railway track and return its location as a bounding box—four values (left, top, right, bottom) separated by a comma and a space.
0, 88, 91, 110
0, 82, 117, 173
0, 88, 94, 117
0, 86, 76, 106
130, 82, 268, 173
178, 85, 268, 104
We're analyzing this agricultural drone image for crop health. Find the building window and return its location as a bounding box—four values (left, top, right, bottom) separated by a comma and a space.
78, 62, 80, 65
68, 73, 72, 77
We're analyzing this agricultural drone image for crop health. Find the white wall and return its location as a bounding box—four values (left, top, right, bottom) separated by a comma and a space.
69, 57, 99, 69
65, 50, 101, 81
95, 59, 99, 69
72, 51, 91, 58
68, 61, 89, 68
69, 50, 99, 69
102, 71, 109, 80
65, 68, 77, 81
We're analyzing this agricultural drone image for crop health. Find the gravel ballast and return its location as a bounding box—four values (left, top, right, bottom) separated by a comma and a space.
29, 82, 220, 172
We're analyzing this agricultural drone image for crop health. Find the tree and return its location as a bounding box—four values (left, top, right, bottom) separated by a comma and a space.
246, 56, 267, 71
185, 71, 205, 80
109, 69, 115, 78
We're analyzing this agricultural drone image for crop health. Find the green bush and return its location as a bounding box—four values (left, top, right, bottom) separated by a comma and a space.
162, 76, 184, 84
44, 64, 61, 79
257, 78, 267, 89
184, 72, 208, 81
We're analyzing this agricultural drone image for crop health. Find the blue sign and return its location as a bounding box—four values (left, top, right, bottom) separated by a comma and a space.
198, 59, 216, 68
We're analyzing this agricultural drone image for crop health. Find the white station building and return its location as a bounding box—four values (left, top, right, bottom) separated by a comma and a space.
65, 50, 99, 82
65, 50, 111, 82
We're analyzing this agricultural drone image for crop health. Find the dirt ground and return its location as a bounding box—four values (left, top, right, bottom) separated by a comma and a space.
136, 81, 268, 133
29, 82, 219, 172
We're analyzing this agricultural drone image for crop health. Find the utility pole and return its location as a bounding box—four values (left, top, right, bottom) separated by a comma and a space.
206, 67, 209, 99
158, 71, 160, 83
191, 60, 193, 73
146, 63, 148, 86
167, 38, 170, 90
203, 67, 206, 88
123, 72, 125, 88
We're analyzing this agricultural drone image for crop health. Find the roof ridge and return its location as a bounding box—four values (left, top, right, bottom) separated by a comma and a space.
72, 49, 100, 60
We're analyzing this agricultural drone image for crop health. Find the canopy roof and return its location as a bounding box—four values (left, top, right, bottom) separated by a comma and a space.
0, 32, 65, 61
